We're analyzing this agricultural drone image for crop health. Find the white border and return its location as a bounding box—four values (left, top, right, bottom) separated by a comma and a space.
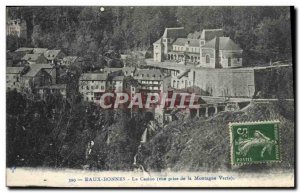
1, 1, 298, 193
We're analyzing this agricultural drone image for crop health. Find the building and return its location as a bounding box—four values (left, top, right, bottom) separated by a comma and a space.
6, 67, 25, 91
122, 67, 136, 76
153, 27, 186, 62
28, 63, 58, 84
21, 66, 52, 92
153, 28, 243, 68
133, 68, 165, 93
107, 76, 125, 93
200, 37, 243, 68
36, 84, 68, 99
43, 50, 65, 64
6, 19, 27, 38
21, 53, 48, 64
79, 73, 108, 102
169, 38, 201, 64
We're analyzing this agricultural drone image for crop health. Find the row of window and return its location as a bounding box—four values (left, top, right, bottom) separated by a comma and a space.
141, 80, 160, 84
81, 85, 105, 90
135, 74, 162, 78
173, 46, 200, 53
172, 80, 192, 88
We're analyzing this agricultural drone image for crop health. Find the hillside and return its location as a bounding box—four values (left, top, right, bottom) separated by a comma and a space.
140, 100, 294, 172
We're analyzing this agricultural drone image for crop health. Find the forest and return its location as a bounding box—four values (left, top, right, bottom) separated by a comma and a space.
7, 6, 293, 65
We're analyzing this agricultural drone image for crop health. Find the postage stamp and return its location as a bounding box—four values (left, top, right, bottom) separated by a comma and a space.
229, 120, 281, 165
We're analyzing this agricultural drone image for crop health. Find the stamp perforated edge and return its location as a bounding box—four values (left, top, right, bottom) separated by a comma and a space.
229, 120, 282, 166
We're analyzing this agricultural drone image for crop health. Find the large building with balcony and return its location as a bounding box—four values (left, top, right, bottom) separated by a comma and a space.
153, 28, 243, 68
133, 69, 165, 93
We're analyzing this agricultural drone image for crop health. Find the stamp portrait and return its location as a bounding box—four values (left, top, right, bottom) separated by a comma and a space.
229, 121, 281, 165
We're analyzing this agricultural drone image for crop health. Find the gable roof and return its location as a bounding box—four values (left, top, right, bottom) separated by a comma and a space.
62, 56, 79, 65
23, 63, 53, 77
163, 27, 186, 39
33, 48, 48, 54
44, 50, 62, 60
202, 37, 242, 51
29, 63, 53, 69
15, 47, 34, 52
173, 38, 200, 47
80, 73, 108, 81
111, 76, 124, 81
153, 38, 162, 45
22, 53, 44, 61
200, 29, 224, 41
187, 31, 201, 39
6, 67, 25, 74
122, 67, 136, 74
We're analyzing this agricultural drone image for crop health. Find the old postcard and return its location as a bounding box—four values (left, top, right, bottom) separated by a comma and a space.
6, 6, 295, 188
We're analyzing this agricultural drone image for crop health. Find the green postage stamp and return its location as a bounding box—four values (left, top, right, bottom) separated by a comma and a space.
229, 120, 281, 165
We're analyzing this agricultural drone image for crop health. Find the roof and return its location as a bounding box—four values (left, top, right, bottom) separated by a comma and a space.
44, 50, 62, 60
200, 29, 224, 41
187, 31, 201, 39
23, 63, 53, 77
15, 47, 34, 52
153, 38, 162, 44
29, 63, 53, 69
177, 69, 191, 79
202, 37, 242, 51
62, 56, 79, 65
122, 67, 136, 74
33, 48, 48, 54
172, 38, 200, 47
6, 67, 25, 74
23, 67, 43, 77
111, 76, 124, 81
162, 27, 186, 39
103, 67, 123, 73
80, 73, 108, 81
22, 53, 44, 61
134, 69, 164, 80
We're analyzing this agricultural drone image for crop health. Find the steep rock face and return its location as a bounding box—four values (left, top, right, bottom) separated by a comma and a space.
140, 101, 294, 172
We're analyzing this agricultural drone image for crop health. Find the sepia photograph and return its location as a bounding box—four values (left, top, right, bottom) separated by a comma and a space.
5, 5, 295, 188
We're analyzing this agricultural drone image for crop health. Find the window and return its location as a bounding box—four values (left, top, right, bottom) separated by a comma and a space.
228, 57, 231, 67
142, 74, 144, 77
101, 86, 104, 90
81, 86, 84, 89
86, 97, 89, 101
86, 86, 89, 90
237, 58, 240, 62
91, 97, 94, 100
206, 55, 210, 64
91, 86, 94, 89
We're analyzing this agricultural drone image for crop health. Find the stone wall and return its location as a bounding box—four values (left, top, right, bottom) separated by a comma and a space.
188, 68, 255, 97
